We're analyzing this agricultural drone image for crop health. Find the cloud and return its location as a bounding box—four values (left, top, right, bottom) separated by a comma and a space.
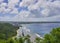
0, 0, 4, 3
0, 0, 60, 21
41, 9, 50, 17
18, 10, 30, 18
10, 8, 19, 14
19, 0, 36, 7
8, 0, 19, 8
47, 1, 60, 8
0, 2, 7, 7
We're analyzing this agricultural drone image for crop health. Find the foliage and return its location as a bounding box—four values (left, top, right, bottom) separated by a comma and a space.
35, 37, 41, 43
0, 23, 60, 43
0, 23, 18, 40
41, 27, 60, 43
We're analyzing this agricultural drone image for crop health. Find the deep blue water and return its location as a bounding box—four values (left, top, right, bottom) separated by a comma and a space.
26, 23, 60, 36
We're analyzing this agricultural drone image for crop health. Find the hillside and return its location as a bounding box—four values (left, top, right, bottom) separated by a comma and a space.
0, 23, 19, 40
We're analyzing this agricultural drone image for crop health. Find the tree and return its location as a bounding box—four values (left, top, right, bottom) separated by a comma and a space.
25, 35, 32, 43
35, 37, 42, 43
0, 23, 18, 40
41, 27, 60, 43
19, 37, 25, 43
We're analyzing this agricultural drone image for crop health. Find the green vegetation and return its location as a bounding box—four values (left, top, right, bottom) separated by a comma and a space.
6, 35, 32, 43
41, 27, 60, 43
0, 23, 60, 43
0, 23, 18, 40
7, 27, 60, 43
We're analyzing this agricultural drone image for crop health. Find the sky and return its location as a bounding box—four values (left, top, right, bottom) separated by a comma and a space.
0, 0, 60, 21
0, 0, 60, 36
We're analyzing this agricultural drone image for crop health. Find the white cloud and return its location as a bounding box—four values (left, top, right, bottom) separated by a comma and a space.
0, 0, 4, 3
51, 1, 60, 8
28, 4, 39, 10
0, 3, 7, 7
27, 0, 60, 17
41, 9, 50, 17
8, 0, 19, 8
4, 8, 12, 14
0, 16, 12, 21
10, 8, 18, 14
28, 0, 49, 10
18, 10, 30, 18
0, 3, 12, 14
19, 0, 37, 7
0, 0, 60, 21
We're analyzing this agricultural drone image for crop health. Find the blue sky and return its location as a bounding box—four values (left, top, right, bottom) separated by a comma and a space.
0, 0, 60, 35
0, 0, 60, 21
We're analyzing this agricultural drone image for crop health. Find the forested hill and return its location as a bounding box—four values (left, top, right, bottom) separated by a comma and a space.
0, 23, 19, 40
